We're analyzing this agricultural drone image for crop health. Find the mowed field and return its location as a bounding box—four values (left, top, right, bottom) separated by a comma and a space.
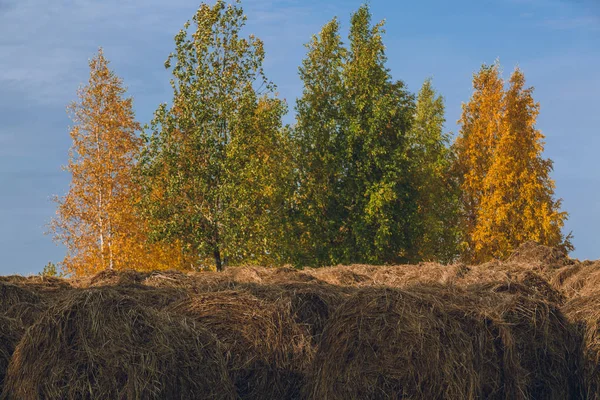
2, 241, 600, 399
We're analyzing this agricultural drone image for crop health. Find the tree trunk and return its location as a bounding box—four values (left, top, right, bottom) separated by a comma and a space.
214, 248, 223, 272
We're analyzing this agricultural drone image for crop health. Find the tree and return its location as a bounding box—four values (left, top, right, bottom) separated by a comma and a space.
138, 1, 293, 271
408, 79, 460, 262
50, 49, 190, 276
455, 63, 505, 261
473, 68, 571, 259
455, 63, 571, 262
293, 18, 348, 266
293, 5, 416, 266
341, 5, 416, 263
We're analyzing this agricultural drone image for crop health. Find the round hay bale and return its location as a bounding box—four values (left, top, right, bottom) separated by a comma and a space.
464, 284, 579, 399
0, 283, 41, 313
307, 286, 504, 399
562, 294, 600, 399
0, 317, 23, 392
169, 290, 312, 400
1, 288, 235, 400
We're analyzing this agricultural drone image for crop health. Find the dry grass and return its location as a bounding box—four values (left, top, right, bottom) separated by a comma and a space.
307, 284, 578, 399
562, 294, 600, 399
0, 317, 23, 393
1, 288, 235, 400
169, 290, 312, 399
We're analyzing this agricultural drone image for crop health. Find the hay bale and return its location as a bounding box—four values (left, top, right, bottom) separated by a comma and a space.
0, 283, 41, 313
308, 284, 578, 399
507, 240, 571, 270
307, 286, 505, 399
1, 288, 235, 400
169, 290, 312, 400
483, 291, 578, 399
0, 317, 23, 393
562, 294, 600, 399
551, 261, 600, 298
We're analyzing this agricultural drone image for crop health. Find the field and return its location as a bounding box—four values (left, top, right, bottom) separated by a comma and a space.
1, 241, 600, 399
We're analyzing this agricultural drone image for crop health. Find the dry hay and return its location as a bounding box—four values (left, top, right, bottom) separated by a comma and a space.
464, 269, 565, 304
507, 240, 571, 270
562, 294, 600, 399
169, 290, 312, 399
0, 283, 41, 314
142, 270, 198, 290
0, 317, 23, 392
87, 268, 150, 287
225, 266, 322, 286
307, 286, 505, 399
306, 265, 374, 286
2, 302, 46, 328
1, 288, 235, 400
551, 261, 600, 298
308, 285, 578, 400
238, 282, 349, 343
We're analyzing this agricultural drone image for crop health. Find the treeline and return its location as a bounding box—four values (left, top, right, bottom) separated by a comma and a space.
49, 1, 571, 275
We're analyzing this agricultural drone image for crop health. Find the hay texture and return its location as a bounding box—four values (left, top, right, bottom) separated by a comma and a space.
308, 285, 578, 400
562, 294, 600, 399
169, 290, 312, 399
1, 288, 235, 400
0, 317, 23, 393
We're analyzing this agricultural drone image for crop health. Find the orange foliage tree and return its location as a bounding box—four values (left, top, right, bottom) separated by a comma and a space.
50, 49, 192, 276
455, 62, 572, 262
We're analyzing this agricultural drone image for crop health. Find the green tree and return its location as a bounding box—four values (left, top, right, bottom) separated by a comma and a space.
341, 5, 416, 263
409, 79, 460, 262
294, 5, 416, 265
293, 18, 348, 266
138, 1, 292, 271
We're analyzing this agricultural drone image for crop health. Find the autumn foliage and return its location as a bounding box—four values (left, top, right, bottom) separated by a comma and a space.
50, 49, 191, 276
455, 63, 571, 262
49, 3, 571, 275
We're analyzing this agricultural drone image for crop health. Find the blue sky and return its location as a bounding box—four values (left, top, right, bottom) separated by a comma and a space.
0, 0, 598, 275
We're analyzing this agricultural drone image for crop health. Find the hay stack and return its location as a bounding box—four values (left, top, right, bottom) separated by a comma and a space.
169, 290, 312, 399
308, 285, 578, 400
0, 283, 41, 313
507, 240, 571, 270
562, 294, 600, 399
552, 261, 600, 298
307, 286, 504, 399
0, 317, 23, 393
1, 288, 235, 400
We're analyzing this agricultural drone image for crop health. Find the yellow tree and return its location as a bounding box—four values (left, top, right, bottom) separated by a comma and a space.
455, 63, 572, 262
454, 63, 505, 261
50, 49, 191, 276
474, 68, 571, 259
